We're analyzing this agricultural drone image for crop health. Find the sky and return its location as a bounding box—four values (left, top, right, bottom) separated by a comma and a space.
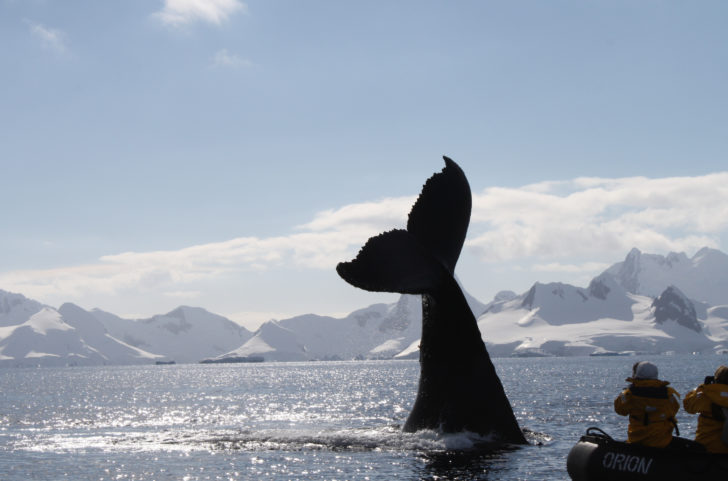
1, 1, 727, 330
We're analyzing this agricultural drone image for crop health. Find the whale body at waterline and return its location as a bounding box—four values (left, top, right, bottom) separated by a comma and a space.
336, 156, 526, 444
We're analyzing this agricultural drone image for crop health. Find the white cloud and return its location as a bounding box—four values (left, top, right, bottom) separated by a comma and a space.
532, 262, 611, 274
154, 0, 247, 27
163, 290, 202, 299
0, 232, 371, 303
299, 196, 413, 232
2, 172, 727, 308
27, 22, 68, 54
211, 48, 252, 68
467, 172, 728, 262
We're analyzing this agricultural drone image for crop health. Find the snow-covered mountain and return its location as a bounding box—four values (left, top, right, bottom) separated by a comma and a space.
94, 306, 254, 364
214, 284, 488, 362
0, 290, 44, 327
476, 284, 721, 358
651, 285, 701, 332
215, 295, 423, 362
0, 290, 253, 367
606, 247, 728, 306
471, 248, 728, 357
221, 247, 728, 360
515, 274, 634, 325
3, 246, 728, 365
0, 291, 159, 367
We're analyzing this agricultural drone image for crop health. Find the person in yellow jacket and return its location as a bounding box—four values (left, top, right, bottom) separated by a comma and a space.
683, 365, 728, 453
614, 361, 681, 448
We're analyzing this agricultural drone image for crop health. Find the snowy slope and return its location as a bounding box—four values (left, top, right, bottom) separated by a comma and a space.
0, 290, 251, 366
95, 306, 254, 363
215, 281, 491, 362
216, 295, 423, 361
466, 247, 728, 358
58, 303, 160, 364
703, 306, 728, 345
477, 287, 720, 357
0, 289, 44, 327
279, 294, 422, 360
514, 274, 634, 325
4, 246, 728, 365
605, 247, 728, 306
219, 320, 309, 362
0, 291, 160, 367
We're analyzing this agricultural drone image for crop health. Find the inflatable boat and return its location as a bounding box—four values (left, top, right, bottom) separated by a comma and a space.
566, 427, 728, 481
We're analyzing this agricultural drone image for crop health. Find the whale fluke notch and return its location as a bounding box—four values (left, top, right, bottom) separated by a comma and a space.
337, 155, 526, 445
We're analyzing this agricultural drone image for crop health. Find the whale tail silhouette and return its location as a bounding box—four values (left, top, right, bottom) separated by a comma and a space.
337, 156, 526, 444
336, 156, 470, 295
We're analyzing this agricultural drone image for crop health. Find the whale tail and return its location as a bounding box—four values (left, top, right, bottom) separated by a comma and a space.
336, 156, 471, 294
337, 156, 526, 443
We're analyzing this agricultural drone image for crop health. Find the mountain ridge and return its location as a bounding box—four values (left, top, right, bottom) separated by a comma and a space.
2, 246, 728, 365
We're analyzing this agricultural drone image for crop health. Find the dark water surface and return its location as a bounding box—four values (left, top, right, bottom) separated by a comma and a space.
0, 355, 720, 480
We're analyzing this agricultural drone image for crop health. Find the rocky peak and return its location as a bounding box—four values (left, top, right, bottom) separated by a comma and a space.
379, 295, 418, 332
588, 277, 611, 300
651, 285, 701, 332
494, 290, 517, 302
612, 248, 642, 294
521, 283, 538, 310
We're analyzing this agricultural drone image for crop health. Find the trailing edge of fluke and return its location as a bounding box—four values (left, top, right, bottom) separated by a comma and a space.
337, 156, 526, 444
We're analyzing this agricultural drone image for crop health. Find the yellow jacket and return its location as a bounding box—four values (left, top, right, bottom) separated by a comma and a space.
684, 382, 728, 453
614, 378, 680, 448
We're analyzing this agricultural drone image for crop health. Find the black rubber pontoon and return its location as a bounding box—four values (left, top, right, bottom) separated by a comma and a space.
567, 427, 728, 481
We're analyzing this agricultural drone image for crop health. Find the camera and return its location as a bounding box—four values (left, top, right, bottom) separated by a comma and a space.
704, 375, 715, 385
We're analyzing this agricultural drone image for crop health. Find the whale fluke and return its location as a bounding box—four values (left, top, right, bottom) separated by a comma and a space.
406, 156, 471, 275
336, 229, 445, 294
337, 156, 526, 444
336, 157, 469, 294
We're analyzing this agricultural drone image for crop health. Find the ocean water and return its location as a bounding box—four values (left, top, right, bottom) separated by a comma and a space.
0, 355, 722, 480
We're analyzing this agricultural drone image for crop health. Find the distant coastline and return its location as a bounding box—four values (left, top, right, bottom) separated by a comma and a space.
199, 356, 265, 364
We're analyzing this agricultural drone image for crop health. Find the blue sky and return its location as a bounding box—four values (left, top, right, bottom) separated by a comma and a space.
2, 1, 727, 329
